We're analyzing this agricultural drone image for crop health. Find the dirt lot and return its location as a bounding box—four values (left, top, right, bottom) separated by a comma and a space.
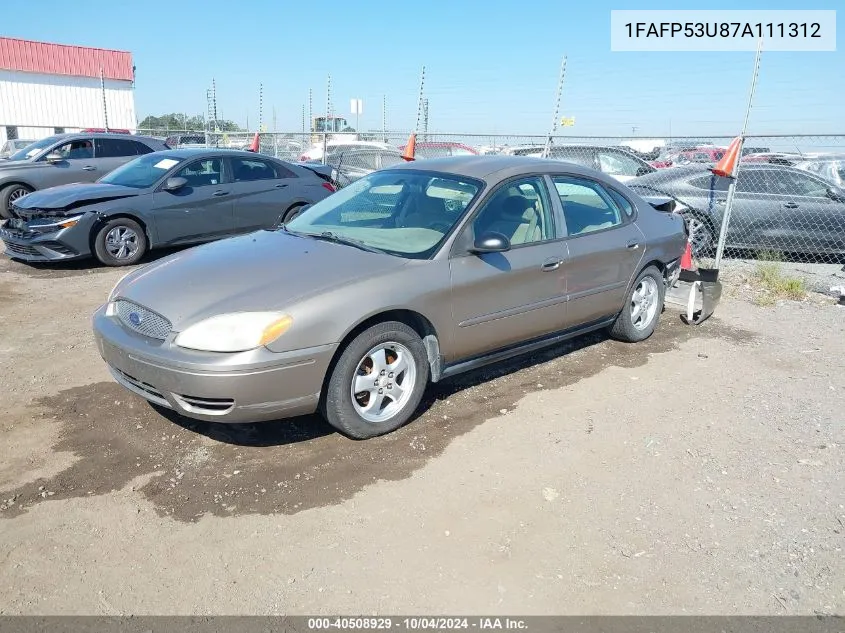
0, 253, 843, 615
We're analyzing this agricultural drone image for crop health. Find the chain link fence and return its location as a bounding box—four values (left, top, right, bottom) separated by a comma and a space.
4, 125, 845, 265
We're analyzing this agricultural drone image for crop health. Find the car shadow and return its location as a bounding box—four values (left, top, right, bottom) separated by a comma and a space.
4, 245, 190, 279
156, 327, 611, 448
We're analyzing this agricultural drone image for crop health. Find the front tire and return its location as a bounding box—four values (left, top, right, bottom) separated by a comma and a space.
609, 266, 665, 343
0, 184, 33, 219
92, 218, 147, 266
321, 321, 429, 439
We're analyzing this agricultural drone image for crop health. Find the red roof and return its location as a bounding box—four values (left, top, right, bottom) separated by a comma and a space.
0, 37, 134, 82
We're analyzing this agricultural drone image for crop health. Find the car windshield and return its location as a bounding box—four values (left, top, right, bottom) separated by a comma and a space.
284, 170, 482, 259
7, 135, 61, 161
99, 154, 185, 189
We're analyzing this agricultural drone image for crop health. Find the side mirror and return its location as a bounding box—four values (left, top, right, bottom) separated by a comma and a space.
827, 187, 845, 202
45, 152, 63, 164
163, 176, 188, 191
469, 231, 511, 254
636, 166, 653, 177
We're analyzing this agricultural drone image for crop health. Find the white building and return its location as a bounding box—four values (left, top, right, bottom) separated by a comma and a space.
0, 36, 137, 143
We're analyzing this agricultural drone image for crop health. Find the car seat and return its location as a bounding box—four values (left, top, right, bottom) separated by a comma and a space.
478, 195, 541, 245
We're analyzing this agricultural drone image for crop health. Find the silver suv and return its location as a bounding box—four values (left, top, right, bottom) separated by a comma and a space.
0, 132, 169, 218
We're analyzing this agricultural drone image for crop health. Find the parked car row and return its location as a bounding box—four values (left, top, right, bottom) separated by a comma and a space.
0, 137, 337, 265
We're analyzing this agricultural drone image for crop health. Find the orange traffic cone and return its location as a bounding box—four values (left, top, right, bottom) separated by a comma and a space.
680, 240, 694, 270
712, 136, 742, 178
248, 132, 260, 152
401, 133, 417, 162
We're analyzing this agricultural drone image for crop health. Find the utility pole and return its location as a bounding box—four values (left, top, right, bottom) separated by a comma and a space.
422, 98, 429, 141
99, 67, 109, 131
382, 94, 387, 142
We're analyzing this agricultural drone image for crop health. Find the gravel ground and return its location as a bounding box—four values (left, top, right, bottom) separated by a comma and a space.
0, 252, 843, 615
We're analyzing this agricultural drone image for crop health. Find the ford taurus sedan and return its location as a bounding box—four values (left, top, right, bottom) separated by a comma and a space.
93, 156, 686, 439
1, 148, 335, 266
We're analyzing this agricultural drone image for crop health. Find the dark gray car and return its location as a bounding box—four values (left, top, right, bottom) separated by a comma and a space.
1, 148, 335, 266
629, 164, 845, 257
544, 145, 656, 183
93, 155, 686, 439
322, 148, 405, 187
0, 132, 169, 218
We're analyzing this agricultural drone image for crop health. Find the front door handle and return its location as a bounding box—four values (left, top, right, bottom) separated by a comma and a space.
541, 258, 562, 271
275, 183, 289, 188
715, 198, 726, 204
212, 190, 229, 197
627, 241, 640, 250
783, 202, 798, 209
82, 165, 96, 171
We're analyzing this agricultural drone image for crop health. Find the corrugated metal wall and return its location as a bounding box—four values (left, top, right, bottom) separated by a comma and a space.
0, 70, 136, 142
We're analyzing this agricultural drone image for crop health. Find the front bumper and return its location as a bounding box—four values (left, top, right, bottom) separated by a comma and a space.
92, 304, 337, 423
0, 216, 93, 262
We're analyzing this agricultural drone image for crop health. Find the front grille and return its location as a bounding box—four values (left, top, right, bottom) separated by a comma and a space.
3, 241, 39, 256
114, 299, 172, 340
40, 241, 77, 256
111, 368, 170, 408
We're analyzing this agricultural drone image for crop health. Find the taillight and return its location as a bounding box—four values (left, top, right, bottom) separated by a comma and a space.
298, 155, 308, 162
322, 182, 336, 192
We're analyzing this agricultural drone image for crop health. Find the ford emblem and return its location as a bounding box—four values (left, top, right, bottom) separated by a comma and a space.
128, 312, 142, 326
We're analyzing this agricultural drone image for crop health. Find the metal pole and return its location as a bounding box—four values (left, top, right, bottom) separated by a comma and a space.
382, 94, 386, 143
713, 37, 763, 269
100, 67, 109, 131
415, 66, 426, 134
542, 56, 567, 159
323, 75, 331, 165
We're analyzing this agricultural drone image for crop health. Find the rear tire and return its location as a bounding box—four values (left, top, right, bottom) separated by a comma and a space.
92, 218, 147, 266
321, 321, 429, 439
609, 266, 665, 343
0, 184, 33, 219
282, 203, 307, 224
683, 213, 716, 257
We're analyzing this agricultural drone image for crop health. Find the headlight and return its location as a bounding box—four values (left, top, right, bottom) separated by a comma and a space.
174, 312, 293, 352
29, 214, 84, 233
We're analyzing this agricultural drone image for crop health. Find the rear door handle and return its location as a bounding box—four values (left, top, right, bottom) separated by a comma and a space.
275, 183, 289, 189
212, 190, 229, 197
82, 165, 96, 171
627, 241, 640, 250
783, 202, 798, 209
541, 258, 562, 271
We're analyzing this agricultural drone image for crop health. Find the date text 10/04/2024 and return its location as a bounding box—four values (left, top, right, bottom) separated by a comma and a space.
624, 22, 822, 39
307, 618, 528, 630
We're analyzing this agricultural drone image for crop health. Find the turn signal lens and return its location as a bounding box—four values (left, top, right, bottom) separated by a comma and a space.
259, 315, 293, 346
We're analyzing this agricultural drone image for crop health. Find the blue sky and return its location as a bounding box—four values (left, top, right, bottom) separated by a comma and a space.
3, 0, 842, 136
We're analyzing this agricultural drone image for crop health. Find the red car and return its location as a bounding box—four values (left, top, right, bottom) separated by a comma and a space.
398, 141, 478, 158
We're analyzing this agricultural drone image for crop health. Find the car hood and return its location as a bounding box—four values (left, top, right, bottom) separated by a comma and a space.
114, 230, 404, 330
13, 182, 141, 216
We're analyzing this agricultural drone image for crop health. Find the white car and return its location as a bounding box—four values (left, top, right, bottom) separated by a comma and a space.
299, 140, 394, 162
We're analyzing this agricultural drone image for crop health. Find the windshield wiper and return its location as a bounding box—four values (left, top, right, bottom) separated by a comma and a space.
301, 231, 384, 254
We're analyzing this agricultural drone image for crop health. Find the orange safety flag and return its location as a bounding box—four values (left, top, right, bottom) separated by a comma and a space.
680, 240, 693, 270
712, 136, 742, 178
401, 133, 417, 161
248, 132, 260, 152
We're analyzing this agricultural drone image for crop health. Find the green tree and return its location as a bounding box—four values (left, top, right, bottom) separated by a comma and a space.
138, 113, 242, 132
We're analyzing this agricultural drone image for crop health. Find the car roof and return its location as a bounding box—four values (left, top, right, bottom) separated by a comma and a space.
142, 148, 282, 160
632, 162, 811, 184
384, 155, 605, 182
49, 132, 161, 142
